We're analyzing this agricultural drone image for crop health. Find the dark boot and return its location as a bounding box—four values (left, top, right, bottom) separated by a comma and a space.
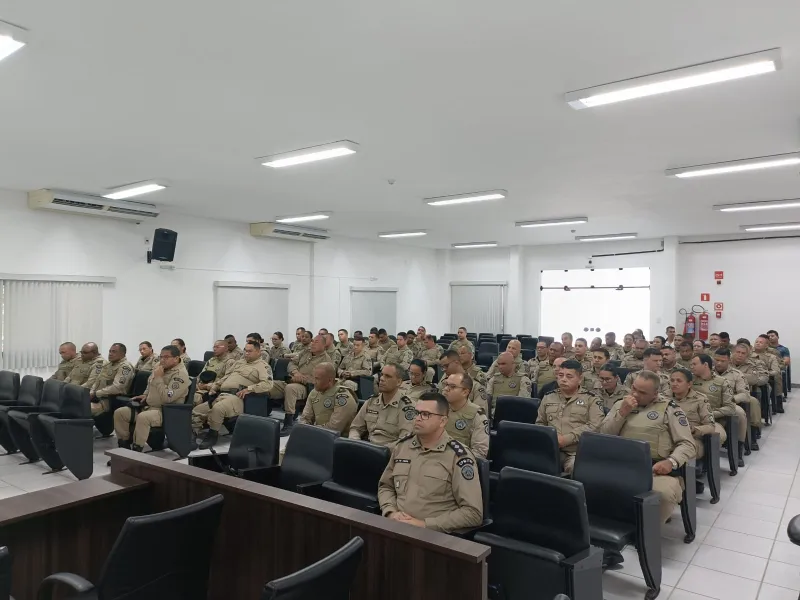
602, 549, 624, 569
117, 439, 131, 450
131, 444, 144, 453
280, 413, 294, 437
751, 427, 760, 450
737, 442, 745, 467
695, 479, 705, 495
777, 397, 785, 413
198, 430, 219, 450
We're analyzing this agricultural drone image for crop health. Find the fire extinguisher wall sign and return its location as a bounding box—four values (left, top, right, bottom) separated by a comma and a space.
698, 312, 709, 340
684, 313, 696, 337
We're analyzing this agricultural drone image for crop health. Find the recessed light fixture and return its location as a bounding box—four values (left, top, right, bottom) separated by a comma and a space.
452, 242, 498, 249
258, 141, 358, 168
103, 180, 167, 200
516, 217, 589, 228
274, 212, 331, 224
378, 231, 427, 239
714, 198, 800, 213
576, 233, 637, 242
740, 222, 800, 232
425, 190, 507, 207
0, 20, 27, 63
665, 152, 800, 179
566, 48, 781, 109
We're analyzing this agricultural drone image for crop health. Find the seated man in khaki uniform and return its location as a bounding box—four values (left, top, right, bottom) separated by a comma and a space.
584, 347, 610, 390
338, 337, 373, 392
89, 343, 135, 417
349, 364, 415, 446
442, 374, 489, 459
402, 359, 436, 401
630, 348, 670, 394
51, 342, 79, 381
594, 363, 629, 410
447, 327, 475, 354
113, 345, 190, 453
486, 339, 529, 379
530, 342, 564, 390
677, 341, 694, 369
194, 339, 232, 405
418, 335, 443, 383
715, 348, 761, 450
457, 345, 487, 388
621, 339, 648, 370
378, 392, 483, 533
437, 350, 488, 411
486, 351, 532, 412
661, 346, 678, 371
65, 342, 106, 389
299, 362, 358, 434
194, 341, 273, 449
224, 334, 244, 361
135, 341, 156, 373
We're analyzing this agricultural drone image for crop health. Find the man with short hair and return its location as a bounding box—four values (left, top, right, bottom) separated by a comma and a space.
224, 335, 243, 361
194, 341, 273, 449
586, 347, 611, 389
673, 334, 684, 348
621, 339, 648, 370
318, 328, 329, 337
753, 334, 783, 412
402, 359, 436, 401
135, 341, 156, 372
365, 331, 381, 362
300, 363, 358, 433
442, 373, 489, 459
51, 342, 79, 381
457, 344, 487, 387
692, 354, 743, 465
715, 348, 760, 450
377, 329, 397, 354
324, 333, 342, 367
535, 340, 549, 362
288, 329, 313, 360
561, 332, 575, 359
170, 339, 192, 367
65, 343, 106, 389
89, 343, 135, 417
289, 327, 306, 352
349, 364, 415, 446
677, 341, 694, 369
661, 346, 678, 371
486, 339, 529, 378
539, 357, 567, 399
378, 392, 483, 533
767, 329, 791, 368
419, 335, 443, 382
603, 332, 625, 362
536, 359, 604, 474
412, 326, 428, 357
573, 338, 593, 373
665, 326, 677, 347
708, 333, 721, 351
336, 329, 353, 357
486, 351, 532, 410
718, 332, 731, 351
448, 327, 475, 354
377, 332, 413, 371
530, 342, 564, 389
194, 340, 232, 405
622, 334, 635, 356
437, 350, 488, 411
631, 348, 670, 394
338, 337, 373, 392
732, 343, 768, 439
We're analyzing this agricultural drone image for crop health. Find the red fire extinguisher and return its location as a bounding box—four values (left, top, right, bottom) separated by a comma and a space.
698, 311, 709, 341
683, 313, 696, 337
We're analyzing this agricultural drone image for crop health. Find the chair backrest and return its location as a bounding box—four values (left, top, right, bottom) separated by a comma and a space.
0, 371, 20, 403
492, 422, 561, 477
516, 334, 533, 341
493, 396, 540, 428
261, 537, 364, 600
281, 424, 338, 492
499, 339, 511, 352
203, 350, 214, 362
228, 415, 280, 470
481, 341, 499, 355
521, 349, 534, 361
130, 371, 151, 397
185, 377, 197, 405
538, 336, 555, 345
40, 379, 66, 412
521, 337, 537, 351
537, 381, 557, 400
466, 333, 478, 342
616, 368, 632, 384
273, 359, 291, 382
494, 467, 590, 560
357, 376, 374, 400
0, 546, 10, 600
187, 360, 205, 377
330, 438, 390, 496
572, 431, 652, 524
477, 457, 490, 520
62, 384, 91, 419
97, 495, 224, 600
18, 375, 44, 408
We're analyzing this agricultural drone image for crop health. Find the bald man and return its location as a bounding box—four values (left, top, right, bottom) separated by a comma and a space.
486, 352, 533, 410
487, 339, 530, 379
51, 342, 79, 381
64, 342, 106, 389
299, 363, 358, 433
538, 357, 567, 398
531, 342, 565, 389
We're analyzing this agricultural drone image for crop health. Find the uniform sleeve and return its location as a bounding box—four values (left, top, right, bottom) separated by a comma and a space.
423, 452, 483, 533
694, 395, 716, 437
299, 395, 315, 425
287, 357, 300, 375
749, 363, 769, 387
326, 393, 357, 433
348, 400, 369, 440
398, 401, 416, 437
598, 401, 627, 435
146, 371, 189, 408
247, 363, 273, 394
530, 361, 540, 382
210, 359, 235, 394
731, 373, 750, 405
666, 406, 697, 466
95, 363, 135, 398
519, 376, 532, 398
82, 359, 105, 390
566, 395, 605, 446
470, 413, 490, 459
485, 376, 494, 401
350, 356, 372, 378
377, 445, 400, 516
766, 354, 781, 378
714, 379, 737, 419
535, 394, 546, 425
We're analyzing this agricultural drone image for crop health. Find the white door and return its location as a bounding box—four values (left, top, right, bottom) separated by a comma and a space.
451, 283, 506, 334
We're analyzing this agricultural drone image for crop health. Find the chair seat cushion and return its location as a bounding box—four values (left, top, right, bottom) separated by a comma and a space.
788, 515, 800, 546
587, 516, 636, 549
37, 414, 59, 438
8, 410, 32, 430
322, 481, 377, 505
474, 532, 566, 563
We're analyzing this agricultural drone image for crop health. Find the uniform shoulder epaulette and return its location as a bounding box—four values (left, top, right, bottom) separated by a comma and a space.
448, 439, 468, 457
543, 388, 559, 397
334, 389, 353, 406
397, 432, 415, 443
399, 394, 414, 405
668, 399, 679, 408
582, 389, 598, 397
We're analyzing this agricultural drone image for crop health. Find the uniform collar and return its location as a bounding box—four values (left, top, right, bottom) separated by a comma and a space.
411, 432, 449, 452
380, 389, 401, 407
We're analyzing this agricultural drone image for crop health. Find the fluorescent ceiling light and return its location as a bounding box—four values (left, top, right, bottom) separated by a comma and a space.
666, 152, 800, 178
566, 48, 781, 109
452, 242, 498, 249
275, 212, 331, 224
516, 217, 588, 228
103, 180, 167, 200
740, 222, 800, 232
576, 233, 637, 242
378, 231, 427, 238
425, 190, 507, 207
0, 20, 27, 62
714, 198, 800, 213
259, 141, 358, 168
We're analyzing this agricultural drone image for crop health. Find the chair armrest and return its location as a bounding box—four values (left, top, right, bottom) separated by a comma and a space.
295, 480, 327, 495
162, 403, 193, 412
634, 490, 662, 506
450, 518, 493, 539
55, 418, 95, 427
241, 464, 281, 485
243, 393, 271, 417
29, 411, 60, 422
38, 572, 95, 600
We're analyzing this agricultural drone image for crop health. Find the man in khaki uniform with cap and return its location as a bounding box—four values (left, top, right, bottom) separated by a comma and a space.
419, 335, 443, 383
300, 363, 358, 434
194, 340, 232, 405
271, 335, 332, 437
437, 350, 488, 411
530, 342, 564, 390
65, 343, 106, 389
51, 342, 79, 381
536, 359, 604, 474
135, 342, 156, 373
600, 370, 696, 524
89, 343, 135, 417
349, 364, 415, 446
378, 392, 483, 533
402, 360, 436, 401
442, 374, 489, 459
715, 348, 761, 450
486, 352, 533, 411
486, 339, 529, 379
194, 342, 273, 449
691, 354, 744, 465
457, 345, 488, 387
337, 337, 373, 392
113, 345, 190, 452
448, 327, 475, 354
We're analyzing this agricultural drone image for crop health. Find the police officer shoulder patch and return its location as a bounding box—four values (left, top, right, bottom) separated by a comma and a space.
647, 411, 659, 420
457, 457, 475, 480
484, 419, 490, 434
455, 418, 467, 430
173, 377, 185, 384
122, 366, 132, 375
508, 381, 517, 389
709, 384, 718, 392
678, 416, 689, 427
171, 382, 181, 390
323, 398, 333, 409
403, 407, 415, 420
668, 400, 679, 408
449, 440, 467, 457
336, 394, 349, 407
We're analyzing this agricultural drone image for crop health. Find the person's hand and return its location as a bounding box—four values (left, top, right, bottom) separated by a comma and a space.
153, 364, 164, 378
396, 514, 425, 528
197, 382, 209, 391
131, 395, 145, 402
291, 372, 305, 384
89, 390, 95, 399
236, 389, 251, 399
619, 395, 638, 417
652, 460, 673, 475
557, 434, 568, 448
388, 512, 406, 522
341, 370, 350, 379
690, 425, 697, 435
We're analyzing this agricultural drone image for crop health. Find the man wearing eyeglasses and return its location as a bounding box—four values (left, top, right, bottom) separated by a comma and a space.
442, 373, 489, 459
378, 392, 483, 533
348, 364, 415, 446
595, 364, 630, 410
437, 350, 488, 412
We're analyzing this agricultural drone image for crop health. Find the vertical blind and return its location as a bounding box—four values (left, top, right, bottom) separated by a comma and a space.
451, 284, 505, 333
214, 285, 290, 343
350, 290, 397, 335
0, 280, 104, 370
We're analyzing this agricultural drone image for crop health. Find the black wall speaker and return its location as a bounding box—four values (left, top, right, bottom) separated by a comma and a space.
151, 228, 178, 262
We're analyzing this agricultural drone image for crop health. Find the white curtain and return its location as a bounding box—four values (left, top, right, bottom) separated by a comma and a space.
0, 280, 103, 371
350, 290, 397, 335
451, 284, 505, 334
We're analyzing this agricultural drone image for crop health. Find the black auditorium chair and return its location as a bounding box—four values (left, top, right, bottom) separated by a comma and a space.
616, 368, 632, 385
538, 336, 555, 346
260, 537, 364, 600
30, 383, 94, 479
356, 376, 374, 400
150, 377, 197, 455
538, 380, 558, 400
301, 438, 390, 512
699, 430, 722, 505
499, 339, 511, 352
496, 334, 512, 344
0, 375, 43, 455
0, 546, 10, 600
203, 350, 214, 362
572, 432, 662, 600
94, 370, 151, 440
479, 341, 499, 358
190, 414, 281, 474
0, 372, 20, 406
521, 349, 535, 362
755, 384, 772, 426
273, 358, 291, 383
489, 422, 561, 503
723, 414, 741, 474
7, 379, 66, 464
521, 337, 537, 351
479, 333, 495, 340
187, 360, 204, 378
37, 495, 224, 600
493, 396, 540, 429
475, 467, 603, 600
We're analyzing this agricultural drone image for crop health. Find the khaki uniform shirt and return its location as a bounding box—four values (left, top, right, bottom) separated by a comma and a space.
201, 353, 232, 381
300, 384, 358, 433
600, 398, 696, 465
338, 350, 373, 379
365, 344, 381, 362
562, 348, 576, 360
593, 380, 630, 410
379, 346, 414, 370
716, 367, 751, 405
603, 344, 625, 362
466, 364, 488, 387
670, 390, 716, 438
401, 381, 436, 401
51, 356, 80, 381
621, 354, 645, 370
419, 346, 443, 368
348, 390, 415, 446
445, 401, 490, 459
732, 359, 769, 388
692, 374, 735, 420
536, 389, 604, 454
378, 433, 483, 533
486, 372, 533, 409
142, 363, 190, 412
410, 340, 425, 358
582, 367, 602, 391
335, 341, 354, 357
448, 339, 475, 354
676, 357, 693, 370
135, 354, 156, 373
289, 351, 334, 384
437, 376, 489, 412
91, 359, 135, 398
65, 356, 107, 389
752, 351, 781, 381
630, 369, 671, 395
214, 359, 273, 395
228, 347, 244, 361
269, 344, 288, 361
531, 360, 558, 388
376, 340, 398, 363
486, 356, 529, 379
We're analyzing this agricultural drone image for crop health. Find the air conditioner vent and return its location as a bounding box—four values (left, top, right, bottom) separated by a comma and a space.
28, 189, 159, 222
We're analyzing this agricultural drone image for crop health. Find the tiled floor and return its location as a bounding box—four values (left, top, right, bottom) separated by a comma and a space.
4, 403, 800, 599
